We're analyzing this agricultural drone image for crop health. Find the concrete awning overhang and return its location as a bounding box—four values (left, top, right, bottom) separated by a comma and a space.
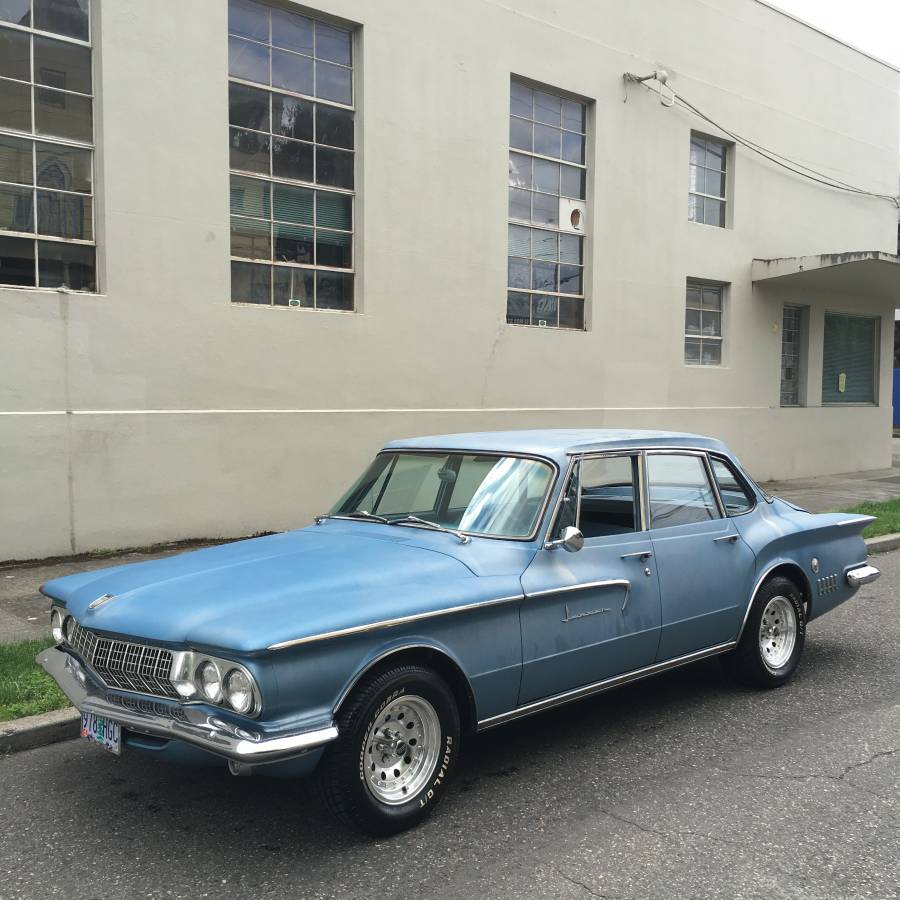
751, 251, 900, 303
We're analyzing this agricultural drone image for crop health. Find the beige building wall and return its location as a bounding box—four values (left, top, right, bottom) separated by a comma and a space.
1, 0, 898, 560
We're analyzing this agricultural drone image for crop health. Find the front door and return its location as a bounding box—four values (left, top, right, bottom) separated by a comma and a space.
519, 453, 662, 704
645, 451, 756, 660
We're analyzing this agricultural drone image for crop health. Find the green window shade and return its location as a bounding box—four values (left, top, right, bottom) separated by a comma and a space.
315, 190, 351, 229
273, 183, 313, 224
230, 176, 270, 218
822, 313, 878, 404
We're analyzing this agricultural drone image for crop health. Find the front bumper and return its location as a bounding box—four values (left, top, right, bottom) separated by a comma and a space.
846, 564, 881, 588
37, 646, 338, 764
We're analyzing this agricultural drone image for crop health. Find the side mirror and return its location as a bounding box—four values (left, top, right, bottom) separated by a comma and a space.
544, 526, 584, 553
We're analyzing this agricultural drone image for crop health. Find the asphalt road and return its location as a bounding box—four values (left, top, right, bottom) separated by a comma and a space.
2, 553, 898, 900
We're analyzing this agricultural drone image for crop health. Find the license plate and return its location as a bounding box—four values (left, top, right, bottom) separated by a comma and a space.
81, 712, 122, 756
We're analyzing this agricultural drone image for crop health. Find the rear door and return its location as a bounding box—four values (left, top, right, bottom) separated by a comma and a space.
519, 453, 662, 703
646, 450, 756, 661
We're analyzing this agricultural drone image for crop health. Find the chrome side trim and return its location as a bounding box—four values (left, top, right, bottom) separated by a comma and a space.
526, 579, 630, 601
846, 564, 880, 587
836, 517, 874, 528
476, 641, 737, 730
267, 594, 524, 651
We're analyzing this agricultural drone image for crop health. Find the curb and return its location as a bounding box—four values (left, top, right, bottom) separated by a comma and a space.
865, 533, 900, 554
0, 707, 79, 755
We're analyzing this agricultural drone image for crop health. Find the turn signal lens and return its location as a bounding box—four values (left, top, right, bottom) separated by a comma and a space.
223, 668, 254, 715
197, 660, 222, 703
50, 608, 64, 643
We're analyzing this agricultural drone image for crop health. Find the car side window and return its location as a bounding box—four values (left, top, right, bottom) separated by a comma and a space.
578, 455, 639, 538
709, 457, 754, 515
647, 453, 721, 528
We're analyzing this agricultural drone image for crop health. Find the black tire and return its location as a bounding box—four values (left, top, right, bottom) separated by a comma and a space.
318, 664, 460, 836
723, 575, 806, 688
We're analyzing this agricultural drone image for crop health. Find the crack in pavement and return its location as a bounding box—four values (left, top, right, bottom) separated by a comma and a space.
718, 747, 900, 796
596, 806, 747, 850
714, 748, 900, 802
550, 866, 631, 900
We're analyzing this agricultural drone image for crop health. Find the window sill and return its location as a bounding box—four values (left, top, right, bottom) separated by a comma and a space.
687, 219, 730, 232
0, 285, 102, 297
505, 322, 589, 334
230, 301, 359, 315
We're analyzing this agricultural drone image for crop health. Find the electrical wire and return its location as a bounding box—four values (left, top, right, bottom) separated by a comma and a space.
626, 75, 900, 207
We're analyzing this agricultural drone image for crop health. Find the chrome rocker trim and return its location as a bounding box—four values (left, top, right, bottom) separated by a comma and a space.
477, 641, 736, 730
846, 563, 880, 588
37, 647, 338, 763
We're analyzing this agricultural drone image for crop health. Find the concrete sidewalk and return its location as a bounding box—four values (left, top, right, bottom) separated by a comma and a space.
3, 440, 899, 645
760, 437, 900, 513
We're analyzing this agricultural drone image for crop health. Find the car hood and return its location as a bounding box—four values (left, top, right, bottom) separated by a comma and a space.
41, 527, 526, 653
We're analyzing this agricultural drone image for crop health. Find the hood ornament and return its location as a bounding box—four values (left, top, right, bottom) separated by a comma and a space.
88, 593, 115, 610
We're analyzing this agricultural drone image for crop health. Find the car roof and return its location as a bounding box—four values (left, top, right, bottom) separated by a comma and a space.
384, 429, 729, 463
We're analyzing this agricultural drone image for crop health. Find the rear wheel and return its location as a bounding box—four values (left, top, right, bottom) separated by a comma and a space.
318, 664, 460, 835
724, 575, 806, 688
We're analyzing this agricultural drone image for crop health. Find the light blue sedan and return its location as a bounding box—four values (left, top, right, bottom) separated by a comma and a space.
38, 429, 879, 834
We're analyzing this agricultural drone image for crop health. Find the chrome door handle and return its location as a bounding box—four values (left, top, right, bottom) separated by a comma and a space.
621, 550, 653, 560
713, 534, 739, 544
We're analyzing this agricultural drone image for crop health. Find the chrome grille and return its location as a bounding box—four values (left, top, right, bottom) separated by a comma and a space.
817, 574, 838, 596
68, 619, 178, 699
104, 691, 188, 722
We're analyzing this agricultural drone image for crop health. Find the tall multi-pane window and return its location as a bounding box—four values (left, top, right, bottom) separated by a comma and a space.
688, 133, 727, 228
507, 80, 587, 330
684, 280, 723, 366
780, 305, 803, 406
0, 0, 95, 291
228, 0, 354, 310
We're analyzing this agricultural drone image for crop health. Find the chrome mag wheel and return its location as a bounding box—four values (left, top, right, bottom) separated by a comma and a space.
363, 694, 441, 805
758, 595, 797, 670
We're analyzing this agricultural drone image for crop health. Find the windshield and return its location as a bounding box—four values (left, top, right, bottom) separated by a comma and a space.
330, 452, 555, 538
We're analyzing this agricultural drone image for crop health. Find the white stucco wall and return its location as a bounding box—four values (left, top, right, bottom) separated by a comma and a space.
1, 0, 898, 559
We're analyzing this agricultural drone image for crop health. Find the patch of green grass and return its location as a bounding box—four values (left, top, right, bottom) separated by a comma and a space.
840, 499, 900, 539
0, 638, 70, 722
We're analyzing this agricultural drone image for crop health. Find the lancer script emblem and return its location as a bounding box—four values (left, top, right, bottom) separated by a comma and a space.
88, 593, 115, 610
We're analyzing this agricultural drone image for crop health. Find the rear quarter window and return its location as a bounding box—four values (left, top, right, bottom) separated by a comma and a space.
710, 457, 754, 515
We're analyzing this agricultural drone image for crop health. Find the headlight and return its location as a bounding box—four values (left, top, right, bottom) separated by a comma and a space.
196, 660, 222, 703
223, 668, 254, 714
62, 614, 74, 643
50, 608, 64, 643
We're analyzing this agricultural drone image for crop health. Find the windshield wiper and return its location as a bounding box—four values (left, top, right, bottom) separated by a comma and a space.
388, 515, 471, 544
314, 510, 391, 525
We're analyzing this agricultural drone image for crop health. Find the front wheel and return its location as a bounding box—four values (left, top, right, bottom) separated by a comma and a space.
723, 575, 806, 688
318, 664, 460, 836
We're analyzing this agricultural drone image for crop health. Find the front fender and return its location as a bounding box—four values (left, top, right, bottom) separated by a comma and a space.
266, 593, 524, 727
